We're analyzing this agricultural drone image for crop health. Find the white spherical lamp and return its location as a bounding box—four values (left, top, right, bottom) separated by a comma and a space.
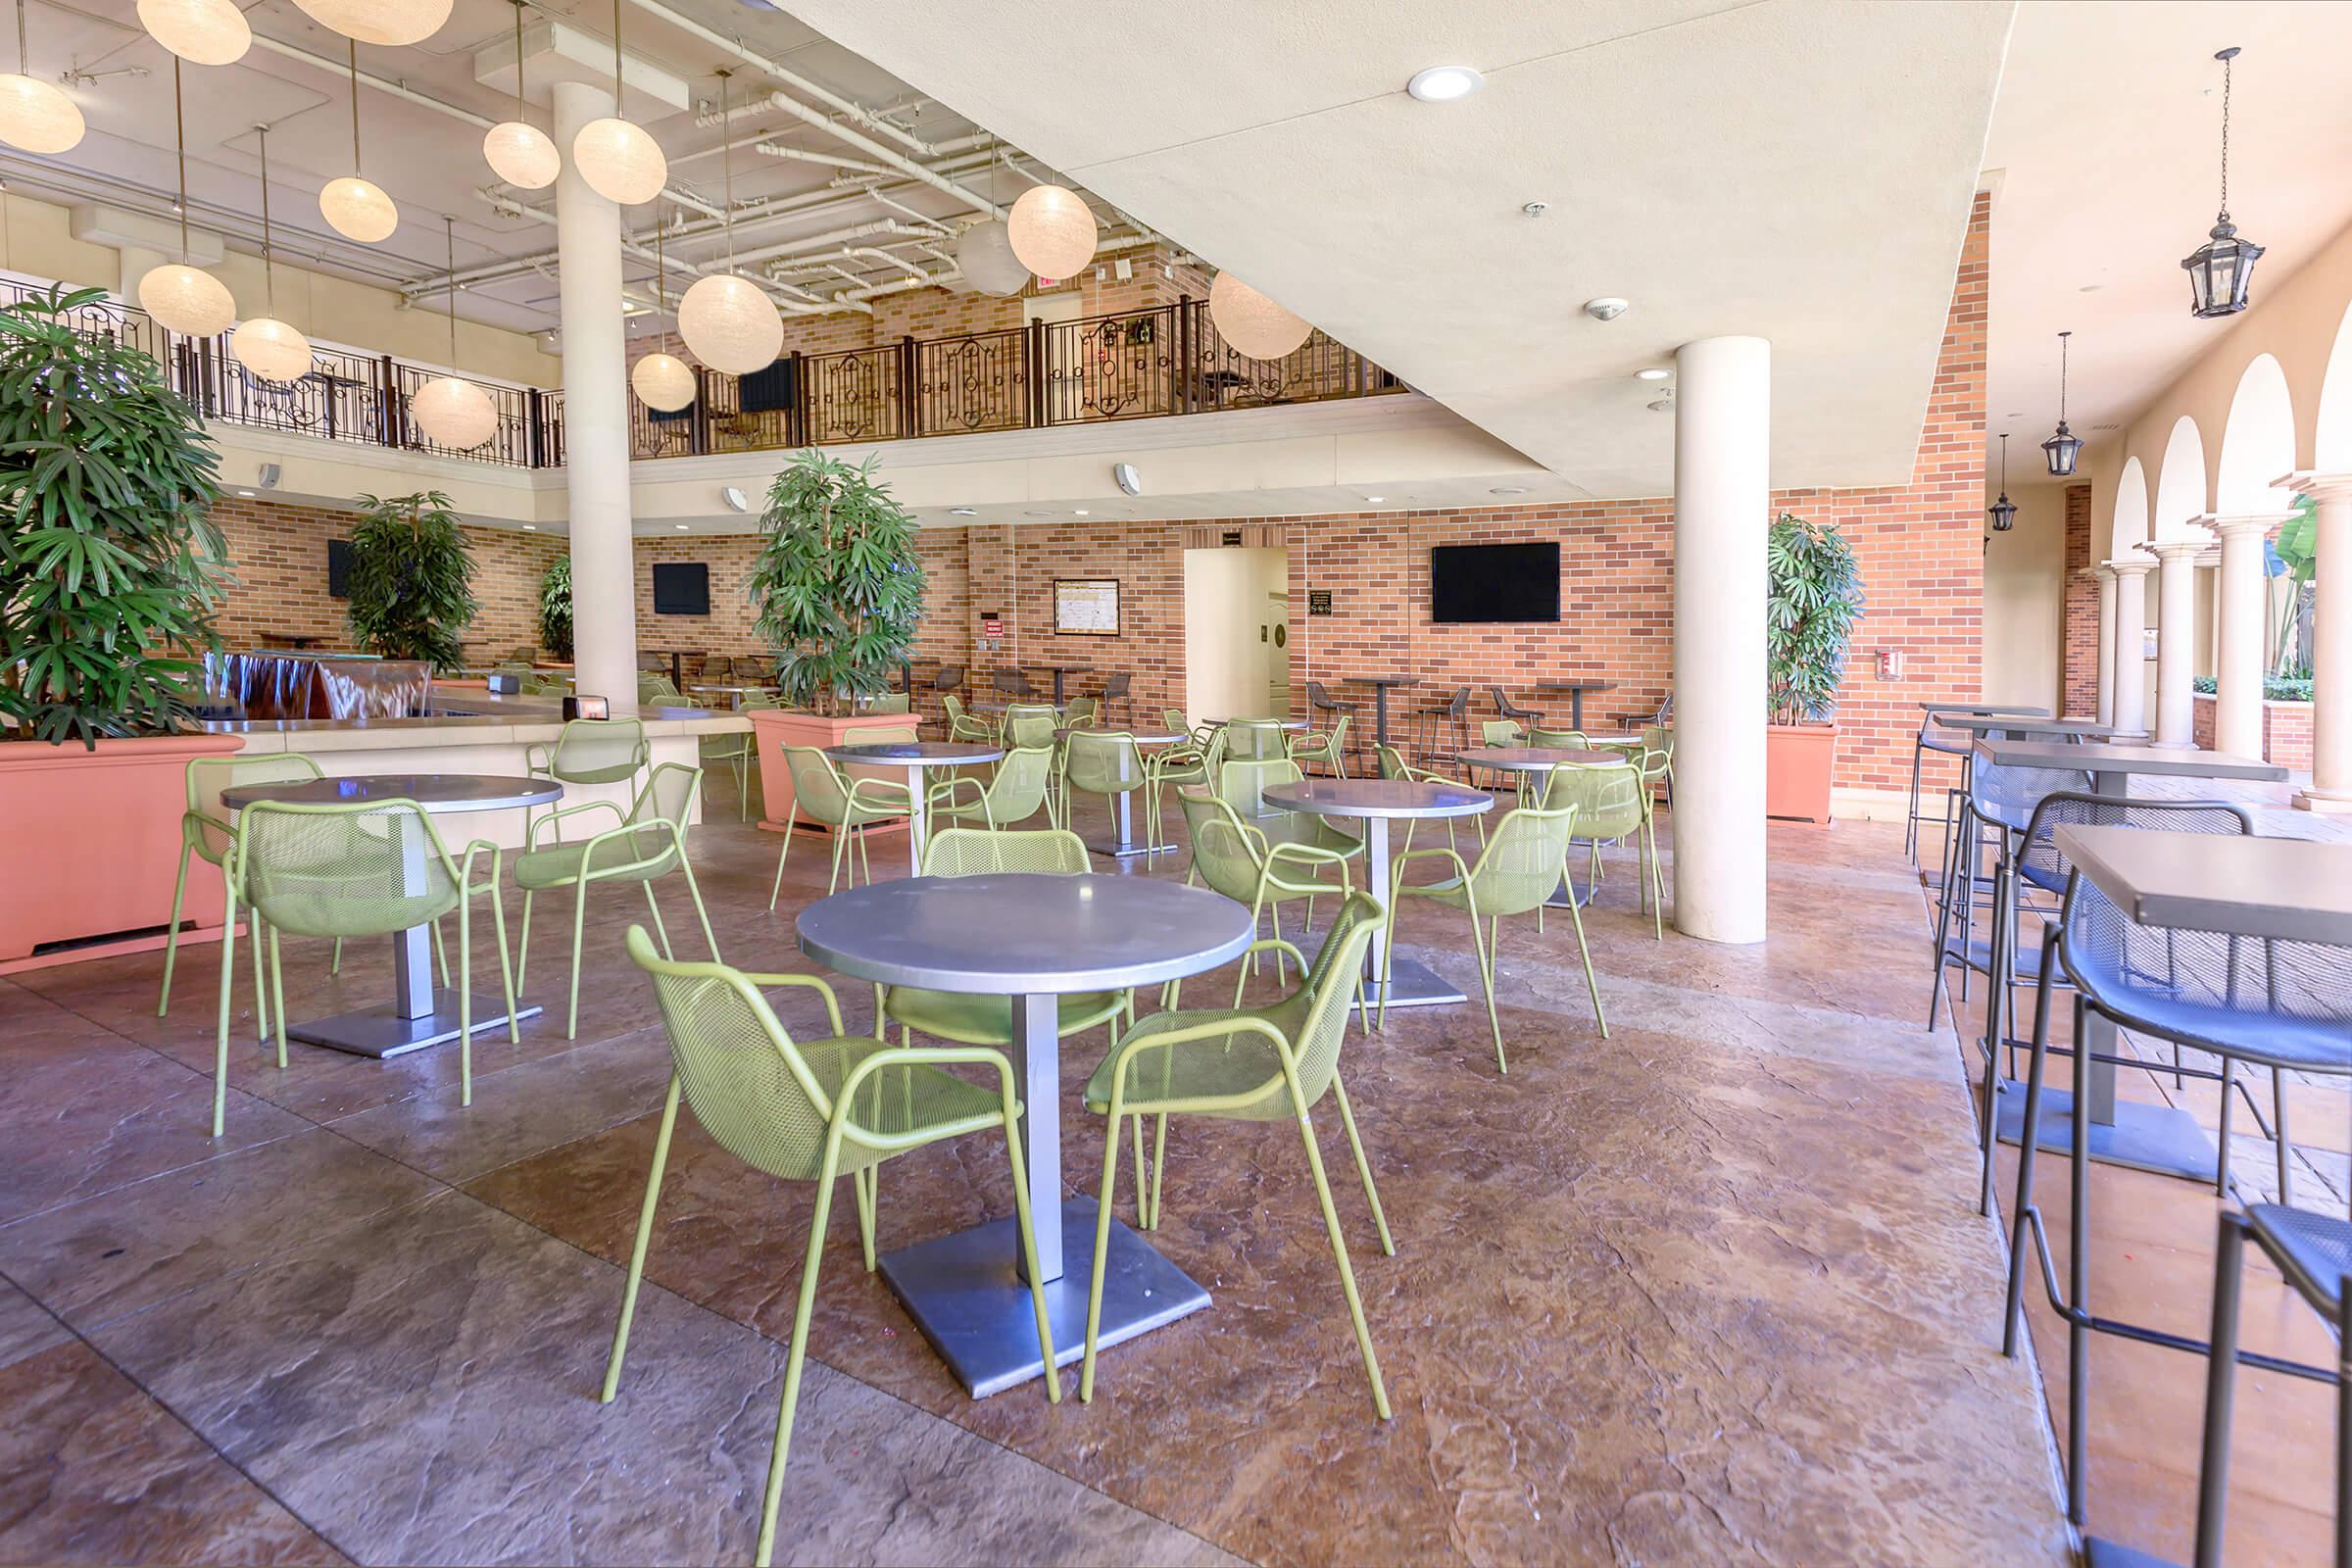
631, 351, 696, 412
1006, 184, 1097, 280
483, 121, 559, 190
572, 117, 666, 206
138, 263, 235, 337
137, 0, 250, 64
289, 0, 451, 47
410, 374, 498, 451
231, 317, 313, 382
319, 174, 398, 243
1209, 271, 1312, 360
0, 74, 81, 154
955, 220, 1029, 297
677, 273, 782, 375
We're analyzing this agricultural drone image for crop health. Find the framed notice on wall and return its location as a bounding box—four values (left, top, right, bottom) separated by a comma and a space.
1054, 578, 1121, 636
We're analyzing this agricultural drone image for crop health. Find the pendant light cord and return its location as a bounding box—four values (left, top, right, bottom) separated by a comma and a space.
715, 68, 734, 270
172, 57, 191, 262
14, 0, 26, 78
1998, 432, 2008, 489
443, 215, 458, 368
2218, 49, 2232, 219
348, 40, 362, 173
2057, 330, 2070, 422
610, 0, 622, 118
257, 122, 274, 313
513, 0, 526, 120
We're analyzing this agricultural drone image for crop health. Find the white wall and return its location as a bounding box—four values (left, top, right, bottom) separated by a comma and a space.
1182, 547, 1289, 726
1981, 482, 2066, 710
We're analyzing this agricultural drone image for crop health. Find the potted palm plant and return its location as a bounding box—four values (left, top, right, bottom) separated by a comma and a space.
1764, 511, 1863, 823
742, 450, 927, 835
0, 284, 245, 969
538, 554, 573, 661
345, 491, 478, 672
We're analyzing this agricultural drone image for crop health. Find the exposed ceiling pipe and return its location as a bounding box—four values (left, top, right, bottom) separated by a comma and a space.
752, 143, 894, 178
865, 188, 954, 234
750, 90, 1004, 220
466, 189, 871, 314
730, 217, 939, 269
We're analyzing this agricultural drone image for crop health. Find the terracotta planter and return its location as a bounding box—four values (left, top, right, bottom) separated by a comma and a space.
1764, 721, 1837, 823
0, 733, 246, 971
746, 708, 919, 838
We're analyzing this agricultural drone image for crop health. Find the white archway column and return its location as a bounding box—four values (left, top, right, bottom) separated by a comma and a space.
2091, 564, 2118, 725
1671, 335, 1769, 945
2282, 472, 2352, 810
2142, 536, 2209, 747
2107, 558, 2153, 736
552, 79, 639, 708
2198, 512, 2293, 759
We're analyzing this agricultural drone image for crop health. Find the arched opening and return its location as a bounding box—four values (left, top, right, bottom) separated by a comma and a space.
2110, 455, 2149, 558
2316, 298, 2352, 470
2151, 416, 2209, 538
2215, 354, 2297, 513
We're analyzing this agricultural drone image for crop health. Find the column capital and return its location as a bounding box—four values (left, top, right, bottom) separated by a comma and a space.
2135, 536, 2212, 564
2103, 555, 2155, 577
2193, 510, 2298, 539
2274, 470, 2352, 504
2075, 563, 2116, 580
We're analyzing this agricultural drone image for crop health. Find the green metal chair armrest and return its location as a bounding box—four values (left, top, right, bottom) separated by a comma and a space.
527, 798, 628, 850
739, 971, 850, 1036
1241, 935, 1311, 973
927, 775, 986, 811
523, 742, 554, 774
845, 777, 912, 812
1393, 844, 1474, 894
1105, 1009, 1291, 1073
182, 807, 234, 860
832, 1041, 1023, 1152
458, 839, 504, 896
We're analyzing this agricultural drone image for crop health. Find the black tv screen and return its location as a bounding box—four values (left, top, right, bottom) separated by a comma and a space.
326, 538, 354, 600
651, 562, 710, 615
1430, 542, 1559, 623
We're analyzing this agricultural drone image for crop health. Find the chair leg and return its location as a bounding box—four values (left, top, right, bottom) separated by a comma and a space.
457, 900, 473, 1106
212, 884, 238, 1139
565, 879, 589, 1039
768, 825, 795, 911
677, 855, 721, 965
268, 925, 288, 1069
2002, 928, 2062, 1359
2273, 1066, 2294, 1202
251, 910, 270, 1043
996, 1092, 1060, 1407
489, 881, 518, 1045
827, 824, 848, 896
602, 1074, 681, 1401
1291, 1095, 1391, 1419
641, 881, 672, 957
517, 890, 535, 992
1081, 1086, 1127, 1402
157, 845, 192, 1015
2192, 1209, 2248, 1568
1564, 890, 1605, 1039
2065, 993, 2093, 1525
752, 1138, 842, 1568
1129, 1114, 1149, 1227
332, 937, 343, 975
1329, 1072, 1395, 1255
1148, 1113, 1169, 1232
851, 1165, 877, 1273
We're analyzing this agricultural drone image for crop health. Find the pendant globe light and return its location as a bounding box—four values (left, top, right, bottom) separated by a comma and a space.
571, 0, 665, 206
2182, 46, 2264, 319
290, 0, 450, 48
410, 216, 497, 452
2041, 330, 2082, 477
319, 42, 398, 243
1006, 181, 1095, 280
1209, 270, 1311, 360
137, 61, 235, 337
953, 141, 1027, 296
675, 70, 780, 375
230, 124, 313, 383
1987, 433, 2017, 534
482, 0, 557, 190
0, 0, 80, 154
138, 0, 249, 66
630, 215, 695, 411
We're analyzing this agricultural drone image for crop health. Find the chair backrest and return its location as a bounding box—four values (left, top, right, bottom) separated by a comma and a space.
861, 693, 911, 714
1178, 789, 1268, 905
941, 693, 968, 724
1217, 756, 1301, 819
1064, 729, 1144, 793
1465, 804, 1579, 918
1063, 696, 1101, 727
552, 717, 648, 783
1314, 712, 1351, 748
1443, 687, 1470, 719
1539, 759, 1642, 839
1272, 891, 1387, 1106
2021, 794, 2249, 898
982, 746, 1054, 823
235, 799, 462, 938
992, 668, 1033, 696
779, 746, 850, 824
1378, 744, 1410, 781
1101, 671, 1132, 699
1489, 686, 1535, 721
1227, 718, 1287, 760
1304, 680, 1343, 712
931, 663, 965, 692
922, 824, 1091, 876
1162, 707, 1189, 733
858, 724, 920, 751
1527, 727, 1589, 750
187, 752, 323, 865
1640, 726, 1674, 772
1480, 718, 1523, 746
1004, 704, 1057, 749
1971, 757, 2092, 832
629, 760, 703, 832
637, 674, 679, 705
703, 654, 733, 680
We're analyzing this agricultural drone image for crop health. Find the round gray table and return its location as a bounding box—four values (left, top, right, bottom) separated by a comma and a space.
217, 773, 562, 1058
1054, 730, 1188, 858
798, 872, 1252, 1397
1260, 777, 1493, 1011
825, 740, 1003, 873
1456, 746, 1636, 909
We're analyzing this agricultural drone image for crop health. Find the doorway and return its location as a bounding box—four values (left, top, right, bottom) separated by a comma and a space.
1182, 547, 1290, 727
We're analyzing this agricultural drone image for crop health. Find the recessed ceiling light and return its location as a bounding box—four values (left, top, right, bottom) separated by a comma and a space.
674, 522, 689, 530
235, 488, 256, 497
1583, 297, 1630, 322
949, 507, 977, 516
522, 523, 536, 530
1635, 368, 1670, 382
1075, 509, 1089, 515
1406, 65, 1484, 103
1365, 495, 1386, 504
1490, 485, 1529, 496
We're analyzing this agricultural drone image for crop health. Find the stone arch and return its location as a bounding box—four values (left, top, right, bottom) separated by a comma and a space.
2316, 298, 2352, 470
2215, 354, 2297, 513
2151, 416, 2209, 539
2110, 456, 2149, 557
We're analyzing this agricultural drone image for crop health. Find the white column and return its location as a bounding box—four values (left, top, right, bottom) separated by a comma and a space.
2202, 513, 2290, 759
552, 79, 639, 708
2143, 536, 2208, 747
2285, 473, 2352, 811
2107, 558, 2153, 736
1671, 335, 1770, 945
2092, 564, 2117, 725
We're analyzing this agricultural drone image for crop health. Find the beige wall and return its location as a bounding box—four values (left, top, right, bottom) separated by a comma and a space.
1982, 481, 2066, 710
1180, 546, 1288, 726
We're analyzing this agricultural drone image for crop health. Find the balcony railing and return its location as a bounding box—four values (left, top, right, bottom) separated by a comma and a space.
4, 280, 1400, 471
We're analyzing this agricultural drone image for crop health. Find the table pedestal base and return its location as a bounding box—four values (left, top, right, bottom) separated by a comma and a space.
879, 1195, 1210, 1398
1990, 1079, 2218, 1184
1354, 955, 1467, 1011
1086, 793, 1168, 859
289, 995, 542, 1059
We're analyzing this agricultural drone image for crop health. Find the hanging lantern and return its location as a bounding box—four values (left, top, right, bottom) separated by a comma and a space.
140, 263, 235, 337
137, 0, 248, 65
632, 352, 695, 411
678, 273, 780, 374
484, 121, 559, 190
2182, 46, 2264, 319
571, 0, 663, 205
410, 216, 497, 451
1987, 433, 2017, 534
2041, 329, 2082, 477
955, 220, 1028, 296
232, 125, 312, 383
320, 174, 398, 242
1209, 271, 1312, 360
1007, 184, 1096, 278
289, 0, 451, 48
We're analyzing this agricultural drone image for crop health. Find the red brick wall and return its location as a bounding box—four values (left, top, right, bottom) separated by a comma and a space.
2191, 692, 2312, 769
2060, 482, 2099, 716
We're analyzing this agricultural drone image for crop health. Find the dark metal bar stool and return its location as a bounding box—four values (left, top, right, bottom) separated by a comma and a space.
1303, 680, 1363, 769
925, 663, 965, 736
1412, 686, 1470, 768
1906, 712, 1970, 864
1489, 685, 1544, 732
992, 667, 1035, 699
1099, 670, 1134, 729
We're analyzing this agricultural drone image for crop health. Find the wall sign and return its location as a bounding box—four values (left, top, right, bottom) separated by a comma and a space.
1054, 578, 1121, 636
1307, 590, 1334, 616
980, 612, 1004, 637
1221, 529, 1244, 546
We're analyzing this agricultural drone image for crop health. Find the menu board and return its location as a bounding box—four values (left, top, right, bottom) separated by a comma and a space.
1054, 578, 1121, 636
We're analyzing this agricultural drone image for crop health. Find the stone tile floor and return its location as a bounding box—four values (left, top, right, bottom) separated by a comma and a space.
0, 776, 2083, 1566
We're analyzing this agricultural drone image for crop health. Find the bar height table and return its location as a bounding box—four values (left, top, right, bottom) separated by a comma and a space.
1934, 712, 2150, 742
1535, 680, 1617, 732
797, 873, 1252, 1396
1028, 664, 1093, 704
1920, 701, 2052, 716
825, 740, 1002, 873
1346, 676, 1421, 749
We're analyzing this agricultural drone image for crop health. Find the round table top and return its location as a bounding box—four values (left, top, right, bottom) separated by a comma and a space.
219, 773, 564, 812
1262, 777, 1493, 820
1457, 745, 1636, 771
798, 872, 1254, 994
1056, 728, 1186, 745
1213, 716, 1308, 730
827, 740, 1004, 767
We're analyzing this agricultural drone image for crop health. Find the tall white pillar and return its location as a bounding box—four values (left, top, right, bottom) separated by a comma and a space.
2202, 513, 2290, 759
1671, 335, 1770, 945
2144, 537, 2207, 747
2107, 558, 2153, 736
2092, 564, 2117, 725
2285, 473, 2352, 811
552, 79, 639, 708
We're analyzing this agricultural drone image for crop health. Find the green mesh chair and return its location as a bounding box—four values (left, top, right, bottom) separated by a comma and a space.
516, 762, 718, 1039
929, 744, 1053, 829
942, 692, 995, 745
1165, 707, 1218, 749
1080, 891, 1394, 1415
637, 672, 679, 706
1215, 757, 1363, 863
700, 696, 773, 824
213, 798, 514, 1136
1543, 758, 1662, 940
600, 926, 1056, 1568
765, 746, 911, 907
1061, 729, 1149, 845
1287, 711, 1353, 778
860, 692, 910, 714
1391, 801, 1599, 1071
1226, 718, 1287, 760
1376, 744, 1479, 856
1004, 703, 1058, 748
159, 752, 343, 1025
1062, 696, 1100, 729
1527, 726, 1591, 750
1144, 726, 1223, 855
1178, 788, 1354, 990
524, 718, 650, 840
1640, 725, 1675, 808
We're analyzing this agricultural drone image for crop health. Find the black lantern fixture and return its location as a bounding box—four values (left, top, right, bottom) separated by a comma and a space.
2182, 46, 2264, 318
1988, 433, 2018, 533
2041, 330, 2082, 477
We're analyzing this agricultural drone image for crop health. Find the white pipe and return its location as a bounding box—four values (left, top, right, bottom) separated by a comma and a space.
730, 218, 937, 269
754, 91, 1003, 220
472, 189, 869, 315
753, 143, 894, 177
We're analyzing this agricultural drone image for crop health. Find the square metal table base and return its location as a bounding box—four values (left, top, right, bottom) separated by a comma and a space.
1354, 954, 1467, 1011
289, 995, 544, 1059
879, 1195, 1210, 1398
1085, 835, 1173, 860
1990, 1079, 2218, 1184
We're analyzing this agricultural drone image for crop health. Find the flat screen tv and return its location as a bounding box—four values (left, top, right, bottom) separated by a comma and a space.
1430, 541, 1560, 623
326, 538, 354, 600
651, 562, 710, 615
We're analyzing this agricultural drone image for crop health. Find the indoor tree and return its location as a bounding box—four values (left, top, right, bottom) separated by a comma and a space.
747, 450, 924, 713
1765, 511, 1865, 724
0, 284, 230, 748
345, 490, 479, 673
538, 554, 573, 661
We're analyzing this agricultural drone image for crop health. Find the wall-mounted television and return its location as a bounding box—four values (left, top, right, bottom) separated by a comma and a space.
326, 538, 354, 600
1430, 541, 1560, 623
651, 562, 710, 615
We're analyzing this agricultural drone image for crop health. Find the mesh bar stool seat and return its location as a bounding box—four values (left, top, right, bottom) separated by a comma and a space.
1489, 685, 1544, 730
991, 668, 1036, 699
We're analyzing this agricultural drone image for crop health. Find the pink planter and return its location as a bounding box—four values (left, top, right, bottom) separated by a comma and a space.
745, 708, 918, 839
1765, 721, 1838, 824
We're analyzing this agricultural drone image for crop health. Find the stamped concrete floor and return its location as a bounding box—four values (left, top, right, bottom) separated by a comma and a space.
0, 781, 2071, 1566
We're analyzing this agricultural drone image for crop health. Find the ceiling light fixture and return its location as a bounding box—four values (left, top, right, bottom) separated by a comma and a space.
2183, 46, 2263, 318
482, 0, 558, 190
522, 522, 536, 529
676, 69, 781, 374
0, 0, 80, 153
292, 0, 451, 47
1988, 433, 2017, 533
1007, 182, 1096, 278
1208, 270, 1312, 360
409, 216, 498, 451
230, 124, 313, 382
674, 522, 688, 529
1635, 368, 1670, 381
319, 41, 397, 242
2041, 330, 2082, 476
138, 0, 249, 65
631, 213, 696, 411
1074, 509, 1089, 515
138, 60, 234, 336
949, 506, 976, 516
719, 485, 749, 513
1365, 495, 1386, 504
1583, 297, 1629, 322
1490, 485, 1529, 496
571, 0, 666, 206
1405, 64, 1483, 102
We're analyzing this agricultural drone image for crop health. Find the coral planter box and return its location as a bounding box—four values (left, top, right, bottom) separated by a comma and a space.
1765, 721, 1838, 824
746, 708, 917, 839
0, 733, 246, 971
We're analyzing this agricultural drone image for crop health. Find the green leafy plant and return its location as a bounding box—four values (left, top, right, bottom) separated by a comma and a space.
344, 491, 478, 673
747, 450, 924, 714
1766, 512, 1865, 724
0, 284, 229, 748
2193, 673, 2312, 703
538, 554, 573, 661
2269, 494, 2316, 679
